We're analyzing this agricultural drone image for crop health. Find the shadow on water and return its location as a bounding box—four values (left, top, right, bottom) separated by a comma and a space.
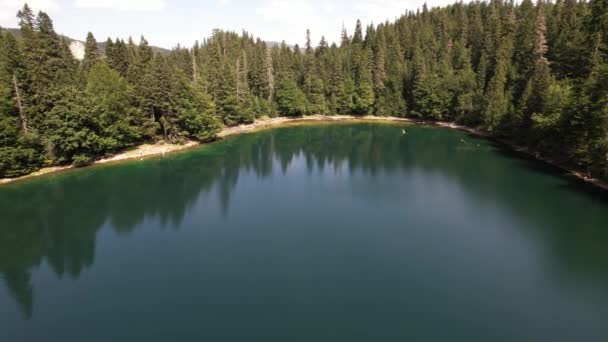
486, 138, 608, 204
480, 139, 608, 289
1, 123, 608, 318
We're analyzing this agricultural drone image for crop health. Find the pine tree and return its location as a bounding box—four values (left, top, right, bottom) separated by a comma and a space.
275, 78, 307, 116
352, 20, 363, 45
82, 32, 100, 72
137, 36, 153, 65
173, 72, 222, 142
44, 85, 99, 165
482, 0, 514, 131
249, 40, 270, 99
33, 12, 68, 85
139, 54, 172, 139
530, 0, 552, 114
2, 2, 608, 180
265, 45, 275, 104
0, 29, 42, 177
383, 26, 406, 116
373, 31, 387, 115
111, 39, 130, 77
127, 36, 152, 86
60, 37, 79, 79
452, 40, 477, 122
549, 0, 587, 79
235, 51, 254, 123
2, 32, 28, 133
307, 77, 328, 114
86, 62, 150, 148
410, 45, 428, 118
513, 0, 538, 107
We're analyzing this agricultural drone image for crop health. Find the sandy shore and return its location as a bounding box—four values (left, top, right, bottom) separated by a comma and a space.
217, 115, 412, 138
2, 114, 607, 192
0, 141, 199, 185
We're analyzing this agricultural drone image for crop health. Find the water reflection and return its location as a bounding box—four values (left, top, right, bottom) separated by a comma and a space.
1, 123, 608, 318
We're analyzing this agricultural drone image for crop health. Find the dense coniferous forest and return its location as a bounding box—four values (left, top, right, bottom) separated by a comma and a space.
0, 1, 607, 179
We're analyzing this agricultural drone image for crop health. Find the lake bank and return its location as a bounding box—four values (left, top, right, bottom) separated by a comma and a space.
0, 115, 411, 185
0, 141, 200, 185
433, 121, 608, 193
2, 114, 607, 192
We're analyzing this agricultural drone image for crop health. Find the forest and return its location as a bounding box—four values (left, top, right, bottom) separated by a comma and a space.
0, 0, 607, 179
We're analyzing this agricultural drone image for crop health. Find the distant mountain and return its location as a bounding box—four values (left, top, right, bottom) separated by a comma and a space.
3, 28, 294, 60
3, 28, 169, 60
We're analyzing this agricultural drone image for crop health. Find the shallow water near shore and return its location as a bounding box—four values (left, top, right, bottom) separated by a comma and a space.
1, 123, 608, 341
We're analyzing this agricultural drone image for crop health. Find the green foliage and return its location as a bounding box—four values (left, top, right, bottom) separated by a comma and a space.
0, 145, 41, 177
86, 63, 147, 148
72, 154, 93, 167
2, 1, 608, 181
44, 86, 99, 164
353, 80, 375, 115
337, 78, 356, 114
0, 115, 41, 177
306, 77, 328, 114
82, 32, 100, 72
275, 79, 306, 116
106, 39, 130, 77
171, 70, 222, 141
530, 81, 574, 153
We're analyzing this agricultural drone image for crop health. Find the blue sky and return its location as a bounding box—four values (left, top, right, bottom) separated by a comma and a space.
1, 0, 457, 48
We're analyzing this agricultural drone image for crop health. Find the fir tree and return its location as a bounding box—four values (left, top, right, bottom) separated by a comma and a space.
82, 32, 100, 72
2, 2, 608, 181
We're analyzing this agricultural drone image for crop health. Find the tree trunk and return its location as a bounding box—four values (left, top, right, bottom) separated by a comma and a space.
12, 74, 27, 133
192, 50, 197, 82
236, 59, 240, 101
605, 152, 608, 178
266, 49, 274, 102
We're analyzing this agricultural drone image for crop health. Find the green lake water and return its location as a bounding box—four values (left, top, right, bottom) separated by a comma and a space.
1, 123, 608, 341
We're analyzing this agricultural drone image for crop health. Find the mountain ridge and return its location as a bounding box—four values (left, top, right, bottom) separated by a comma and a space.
3, 28, 290, 60
3, 28, 169, 59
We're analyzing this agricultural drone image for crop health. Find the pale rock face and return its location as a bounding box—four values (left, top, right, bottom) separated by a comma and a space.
69, 41, 85, 60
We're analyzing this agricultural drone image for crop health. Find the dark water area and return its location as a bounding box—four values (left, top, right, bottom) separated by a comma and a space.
1, 123, 608, 341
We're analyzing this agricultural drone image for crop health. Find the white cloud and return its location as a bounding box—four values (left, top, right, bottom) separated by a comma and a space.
0, 0, 60, 25
253, 0, 458, 46
354, 0, 458, 24
255, 0, 314, 24
323, 3, 336, 14
354, 0, 417, 24
74, 0, 165, 11
254, 0, 335, 44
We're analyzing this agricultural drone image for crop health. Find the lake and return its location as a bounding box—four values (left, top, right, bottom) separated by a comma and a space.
1, 122, 608, 341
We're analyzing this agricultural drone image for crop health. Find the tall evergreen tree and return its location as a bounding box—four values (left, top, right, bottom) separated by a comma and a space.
82, 32, 100, 72
2, 1, 608, 181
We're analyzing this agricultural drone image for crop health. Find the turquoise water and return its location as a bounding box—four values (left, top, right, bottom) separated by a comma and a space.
1, 123, 608, 341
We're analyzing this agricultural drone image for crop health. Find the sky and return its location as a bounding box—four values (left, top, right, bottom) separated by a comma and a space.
1, 0, 458, 49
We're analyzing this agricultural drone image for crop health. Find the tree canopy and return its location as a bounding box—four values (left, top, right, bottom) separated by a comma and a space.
0, 0, 607, 179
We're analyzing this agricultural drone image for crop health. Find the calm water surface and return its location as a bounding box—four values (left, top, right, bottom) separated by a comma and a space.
1, 123, 608, 341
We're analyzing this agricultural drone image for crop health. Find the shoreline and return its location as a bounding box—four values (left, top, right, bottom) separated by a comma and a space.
0, 141, 200, 185
433, 121, 608, 193
2, 114, 607, 192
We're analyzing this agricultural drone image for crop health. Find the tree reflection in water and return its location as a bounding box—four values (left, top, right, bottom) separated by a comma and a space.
1, 123, 608, 318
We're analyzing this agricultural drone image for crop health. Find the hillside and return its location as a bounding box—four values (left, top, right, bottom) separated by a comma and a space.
1, 1, 607, 183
